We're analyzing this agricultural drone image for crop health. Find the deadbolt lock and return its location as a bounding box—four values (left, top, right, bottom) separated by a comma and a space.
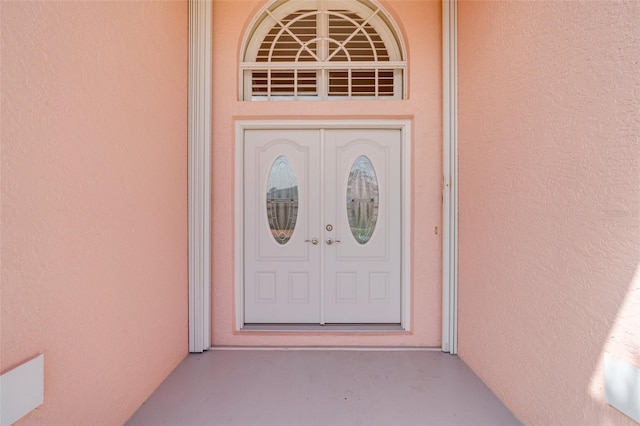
326, 224, 333, 231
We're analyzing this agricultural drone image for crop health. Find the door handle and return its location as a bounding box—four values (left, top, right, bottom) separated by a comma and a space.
326, 239, 341, 245
304, 238, 319, 245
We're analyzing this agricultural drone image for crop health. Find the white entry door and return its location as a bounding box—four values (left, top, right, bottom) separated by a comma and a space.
244, 129, 401, 324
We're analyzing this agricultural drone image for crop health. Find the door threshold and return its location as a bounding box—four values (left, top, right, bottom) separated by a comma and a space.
241, 323, 404, 332
211, 346, 441, 351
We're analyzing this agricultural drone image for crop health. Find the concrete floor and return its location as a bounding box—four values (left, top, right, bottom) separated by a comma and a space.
127, 349, 520, 426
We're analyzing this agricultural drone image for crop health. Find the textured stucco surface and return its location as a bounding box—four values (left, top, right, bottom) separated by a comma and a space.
1, 1, 189, 424
458, 1, 640, 424
211, 0, 443, 346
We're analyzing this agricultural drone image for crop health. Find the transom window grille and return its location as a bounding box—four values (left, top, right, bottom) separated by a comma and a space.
241, 0, 406, 101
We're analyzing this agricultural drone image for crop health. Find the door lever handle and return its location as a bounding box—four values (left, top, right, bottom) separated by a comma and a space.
304, 238, 319, 245
326, 239, 341, 245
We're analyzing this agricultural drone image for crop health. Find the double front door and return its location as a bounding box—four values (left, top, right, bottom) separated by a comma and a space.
244, 129, 401, 324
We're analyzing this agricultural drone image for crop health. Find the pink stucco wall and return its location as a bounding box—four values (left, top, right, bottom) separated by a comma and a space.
458, 1, 639, 424
211, 0, 443, 346
1, 1, 189, 424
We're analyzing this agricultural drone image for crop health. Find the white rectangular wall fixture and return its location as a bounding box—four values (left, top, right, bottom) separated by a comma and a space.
0, 354, 44, 425
605, 353, 640, 423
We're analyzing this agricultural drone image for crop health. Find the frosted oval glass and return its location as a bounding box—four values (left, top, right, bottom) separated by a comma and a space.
266, 156, 299, 245
346, 155, 379, 244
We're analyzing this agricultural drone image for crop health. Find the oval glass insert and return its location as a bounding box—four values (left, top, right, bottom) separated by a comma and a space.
346, 155, 379, 245
266, 155, 299, 245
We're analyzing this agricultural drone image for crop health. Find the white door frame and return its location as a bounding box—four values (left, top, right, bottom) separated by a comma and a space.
235, 120, 412, 330
187, 0, 459, 352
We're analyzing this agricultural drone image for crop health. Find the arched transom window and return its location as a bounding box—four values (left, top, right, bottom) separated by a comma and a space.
241, 0, 406, 100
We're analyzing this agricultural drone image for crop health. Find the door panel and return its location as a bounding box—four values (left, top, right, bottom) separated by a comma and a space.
244, 128, 401, 324
244, 130, 321, 323
323, 129, 401, 323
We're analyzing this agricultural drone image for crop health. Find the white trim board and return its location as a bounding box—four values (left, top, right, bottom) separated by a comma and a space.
442, 0, 459, 355
234, 120, 412, 332
188, 0, 212, 353
0, 354, 44, 425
